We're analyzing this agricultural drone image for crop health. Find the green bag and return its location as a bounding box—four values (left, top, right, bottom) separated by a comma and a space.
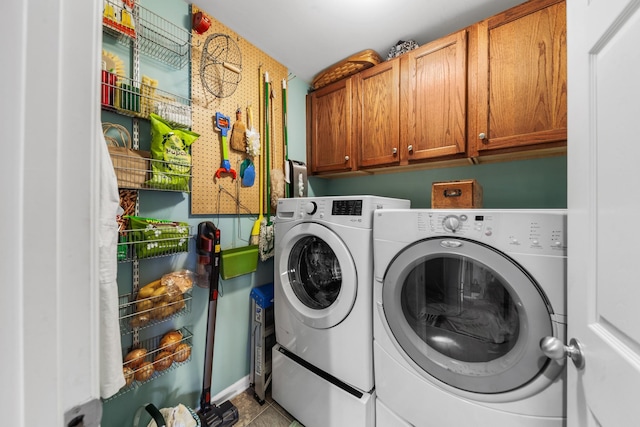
146, 113, 199, 191
127, 215, 190, 259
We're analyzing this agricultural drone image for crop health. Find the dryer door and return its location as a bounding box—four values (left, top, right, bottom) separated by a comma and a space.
278, 222, 357, 329
382, 237, 554, 394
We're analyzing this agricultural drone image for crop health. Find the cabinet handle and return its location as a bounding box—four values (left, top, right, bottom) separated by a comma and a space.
344, 155, 350, 162
408, 145, 413, 152
478, 132, 487, 140
392, 148, 397, 155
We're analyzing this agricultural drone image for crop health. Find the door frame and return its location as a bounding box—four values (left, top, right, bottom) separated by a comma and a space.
1, 0, 103, 425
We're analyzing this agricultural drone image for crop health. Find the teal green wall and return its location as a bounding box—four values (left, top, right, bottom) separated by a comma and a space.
316, 156, 567, 208
286, 77, 330, 197
101, 1, 566, 425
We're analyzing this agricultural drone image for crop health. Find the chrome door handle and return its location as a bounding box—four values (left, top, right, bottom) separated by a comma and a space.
540, 336, 585, 369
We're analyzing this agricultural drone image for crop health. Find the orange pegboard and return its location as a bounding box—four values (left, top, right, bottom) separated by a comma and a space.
190, 6, 288, 215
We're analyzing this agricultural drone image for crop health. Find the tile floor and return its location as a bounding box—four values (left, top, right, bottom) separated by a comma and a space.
229, 387, 303, 427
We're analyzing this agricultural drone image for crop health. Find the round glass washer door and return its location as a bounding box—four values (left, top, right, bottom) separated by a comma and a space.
278, 222, 357, 329
382, 237, 553, 394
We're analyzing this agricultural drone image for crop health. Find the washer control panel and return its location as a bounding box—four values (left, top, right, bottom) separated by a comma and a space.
276, 196, 411, 229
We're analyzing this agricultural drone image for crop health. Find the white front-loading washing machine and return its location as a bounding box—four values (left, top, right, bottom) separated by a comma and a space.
372, 209, 567, 427
272, 196, 410, 427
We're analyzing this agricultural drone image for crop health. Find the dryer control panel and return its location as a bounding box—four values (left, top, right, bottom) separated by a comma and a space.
378, 209, 567, 256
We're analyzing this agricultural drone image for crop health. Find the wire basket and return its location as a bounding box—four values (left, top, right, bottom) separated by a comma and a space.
312, 49, 382, 90
108, 327, 194, 400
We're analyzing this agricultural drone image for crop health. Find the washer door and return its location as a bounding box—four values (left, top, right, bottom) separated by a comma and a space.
382, 237, 553, 394
278, 222, 357, 329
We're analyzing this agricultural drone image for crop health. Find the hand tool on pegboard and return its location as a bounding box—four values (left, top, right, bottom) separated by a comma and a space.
214, 112, 237, 180
250, 67, 265, 246
230, 107, 247, 152
259, 72, 275, 260
269, 77, 285, 208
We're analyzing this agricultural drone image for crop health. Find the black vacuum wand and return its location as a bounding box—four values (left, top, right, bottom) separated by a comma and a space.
196, 221, 239, 427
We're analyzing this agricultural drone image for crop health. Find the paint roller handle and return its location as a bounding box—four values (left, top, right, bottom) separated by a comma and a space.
223, 62, 241, 74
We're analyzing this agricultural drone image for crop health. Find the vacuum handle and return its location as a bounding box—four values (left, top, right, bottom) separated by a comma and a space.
197, 222, 216, 250
197, 221, 222, 411
132, 404, 166, 427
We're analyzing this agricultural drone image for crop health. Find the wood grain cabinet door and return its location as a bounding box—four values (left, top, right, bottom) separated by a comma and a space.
471, 0, 567, 156
354, 59, 401, 168
307, 78, 354, 174
400, 29, 468, 163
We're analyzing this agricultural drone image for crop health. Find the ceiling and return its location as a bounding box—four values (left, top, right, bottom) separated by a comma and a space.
194, 0, 526, 85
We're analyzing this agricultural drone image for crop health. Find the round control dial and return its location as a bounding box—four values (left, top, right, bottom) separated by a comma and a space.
442, 215, 462, 232
304, 201, 317, 215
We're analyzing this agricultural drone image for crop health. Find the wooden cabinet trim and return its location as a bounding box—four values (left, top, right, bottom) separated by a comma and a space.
488, 0, 565, 28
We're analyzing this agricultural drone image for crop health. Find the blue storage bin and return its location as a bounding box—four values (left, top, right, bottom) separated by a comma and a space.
250, 282, 274, 309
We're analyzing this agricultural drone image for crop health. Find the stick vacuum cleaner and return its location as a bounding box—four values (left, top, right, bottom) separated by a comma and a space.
196, 221, 239, 427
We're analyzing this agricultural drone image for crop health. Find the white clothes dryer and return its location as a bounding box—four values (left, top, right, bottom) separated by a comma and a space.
372, 209, 567, 427
272, 196, 410, 427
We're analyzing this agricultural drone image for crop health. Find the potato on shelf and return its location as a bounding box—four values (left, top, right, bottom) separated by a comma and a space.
159, 330, 183, 352
153, 350, 174, 371
130, 273, 192, 325
173, 343, 191, 363
129, 312, 151, 328
124, 348, 148, 369
134, 361, 155, 382
123, 366, 134, 386
137, 279, 162, 299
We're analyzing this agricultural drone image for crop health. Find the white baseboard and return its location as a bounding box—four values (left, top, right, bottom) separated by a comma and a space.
212, 375, 251, 404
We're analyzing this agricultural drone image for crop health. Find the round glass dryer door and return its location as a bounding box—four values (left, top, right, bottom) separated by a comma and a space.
382, 237, 553, 394
278, 222, 357, 329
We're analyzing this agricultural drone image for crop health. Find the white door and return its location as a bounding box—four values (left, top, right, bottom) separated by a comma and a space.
1, 0, 103, 425
567, 0, 640, 425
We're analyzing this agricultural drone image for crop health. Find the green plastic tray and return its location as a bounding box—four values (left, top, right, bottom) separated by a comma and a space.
220, 244, 259, 279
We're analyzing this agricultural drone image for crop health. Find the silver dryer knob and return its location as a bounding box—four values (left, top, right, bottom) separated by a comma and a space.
443, 215, 461, 232
304, 201, 317, 215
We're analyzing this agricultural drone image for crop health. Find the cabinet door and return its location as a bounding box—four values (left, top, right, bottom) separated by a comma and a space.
355, 59, 400, 168
471, 0, 567, 156
307, 78, 354, 174
401, 29, 467, 162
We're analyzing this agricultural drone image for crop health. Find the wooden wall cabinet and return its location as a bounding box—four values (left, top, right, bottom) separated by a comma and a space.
308, 29, 469, 175
307, 0, 567, 176
400, 29, 468, 163
353, 58, 401, 168
306, 78, 355, 174
469, 0, 567, 157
